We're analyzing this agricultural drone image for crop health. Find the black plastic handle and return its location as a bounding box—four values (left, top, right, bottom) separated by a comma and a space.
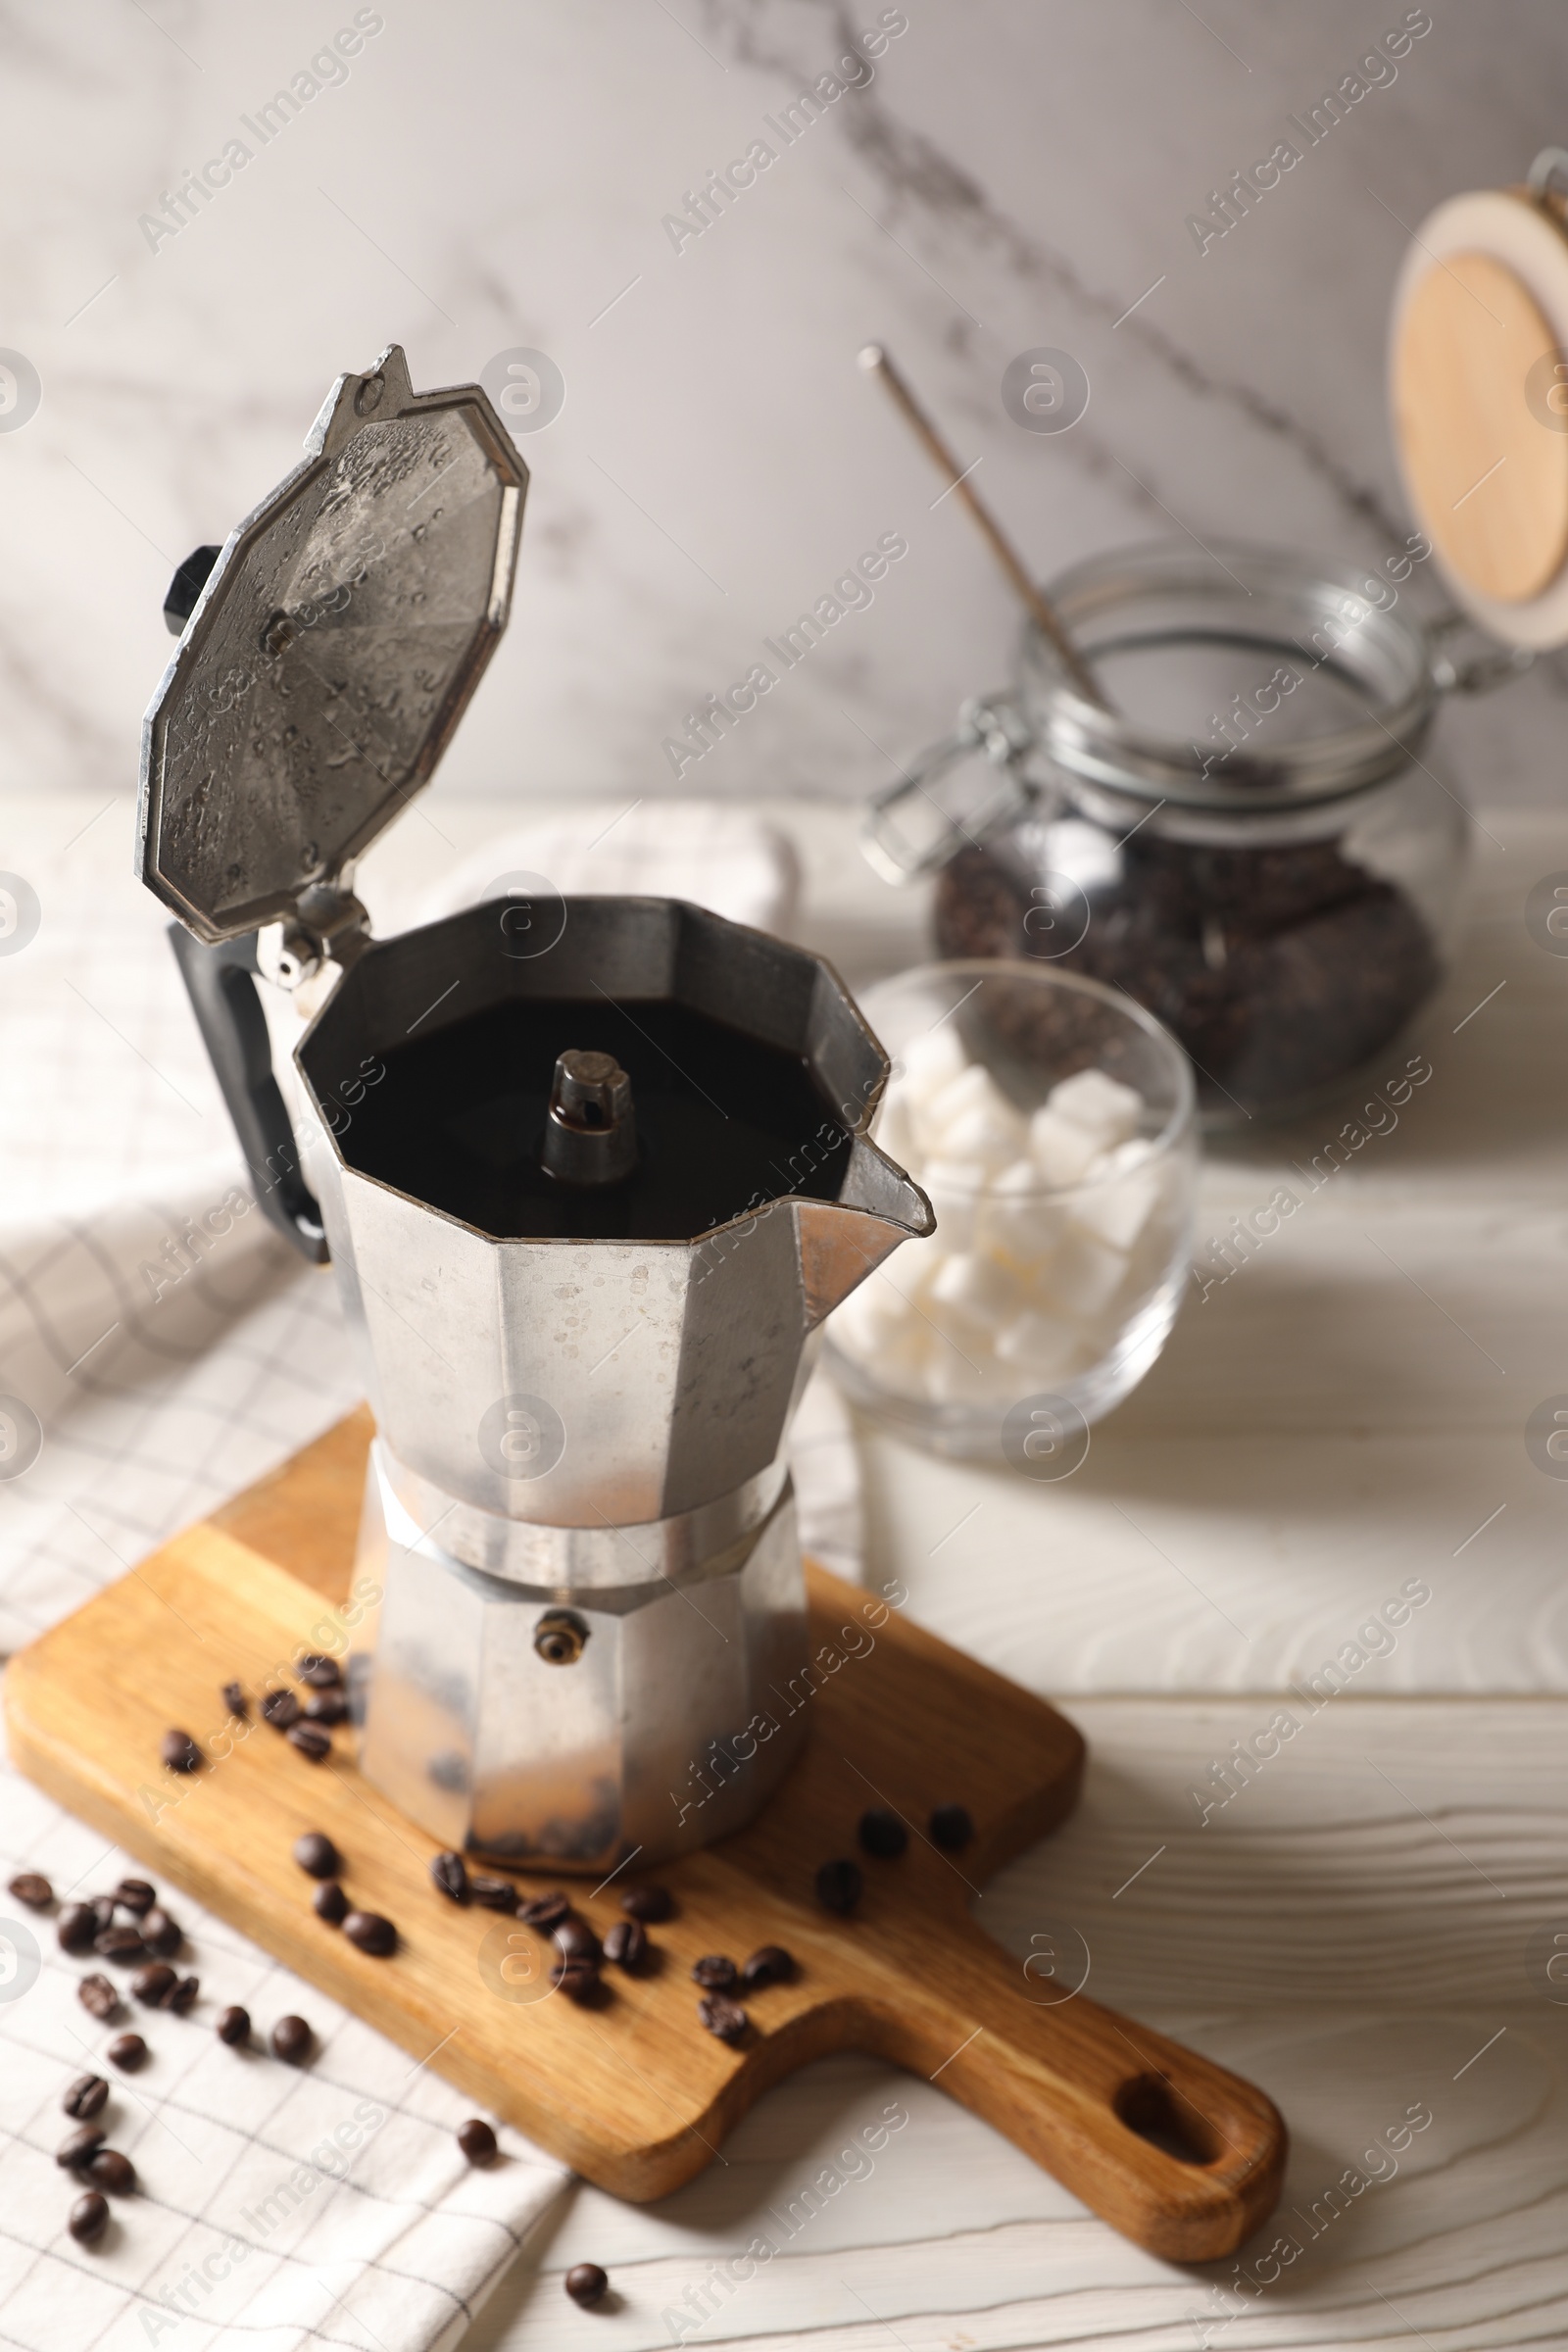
168, 925, 329, 1263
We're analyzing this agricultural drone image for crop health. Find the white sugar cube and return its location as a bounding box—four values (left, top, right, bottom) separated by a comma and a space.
984, 1159, 1069, 1265
902, 1027, 967, 1103
1027, 1106, 1102, 1188
873, 1087, 919, 1170
930, 1250, 1015, 1329
1071, 1142, 1165, 1252
1048, 1066, 1144, 1149
1044, 1228, 1128, 1320
995, 1308, 1084, 1380
920, 1158, 986, 1250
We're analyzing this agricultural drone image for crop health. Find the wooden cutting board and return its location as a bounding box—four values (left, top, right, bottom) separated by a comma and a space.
5, 1408, 1285, 2260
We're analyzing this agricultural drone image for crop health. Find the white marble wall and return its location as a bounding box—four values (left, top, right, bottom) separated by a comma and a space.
3, 0, 1566, 815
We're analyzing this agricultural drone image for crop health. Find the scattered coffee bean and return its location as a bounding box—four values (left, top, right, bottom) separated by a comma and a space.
858, 1807, 907, 1860
602, 1919, 647, 1971
469, 1875, 517, 1913
216, 2005, 250, 2046
88, 1897, 118, 1936
161, 1729, 201, 1774
58, 1903, 96, 1954
619, 1885, 672, 1923
457, 2118, 498, 2164
565, 2262, 609, 2308
691, 1954, 737, 1991
86, 2148, 136, 2196
63, 2074, 109, 2122
77, 1975, 120, 2022
107, 2034, 147, 2072
303, 1690, 349, 1725
57, 2126, 106, 2168
261, 1689, 300, 1731
697, 1993, 748, 2045
286, 1722, 332, 1763
8, 1871, 52, 1910
220, 1680, 248, 1719
314, 1881, 348, 1924
131, 1963, 177, 2008
343, 1911, 397, 1958
293, 1831, 341, 1880
928, 1803, 974, 1851
429, 1851, 468, 1904
114, 1879, 157, 1917
814, 1858, 862, 1915
551, 1956, 602, 2004
141, 1908, 182, 1959
94, 1927, 145, 1966
168, 1975, 199, 2014
741, 1944, 795, 1990
517, 1890, 569, 1931
296, 1653, 343, 1689
70, 2189, 109, 2244
270, 2015, 313, 2064
553, 1916, 602, 1964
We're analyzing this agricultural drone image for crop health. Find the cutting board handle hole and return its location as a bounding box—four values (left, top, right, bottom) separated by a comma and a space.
1113, 2073, 1221, 2167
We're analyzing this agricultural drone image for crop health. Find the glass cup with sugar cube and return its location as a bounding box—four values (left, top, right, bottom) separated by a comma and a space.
825, 961, 1197, 1458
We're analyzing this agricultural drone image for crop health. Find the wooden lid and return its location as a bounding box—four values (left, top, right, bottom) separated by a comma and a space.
1389, 181, 1568, 646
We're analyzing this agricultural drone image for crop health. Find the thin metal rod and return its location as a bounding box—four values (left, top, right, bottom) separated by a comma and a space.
858, 343, 1111, 710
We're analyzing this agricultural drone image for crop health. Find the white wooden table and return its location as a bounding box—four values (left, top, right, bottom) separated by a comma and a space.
416, 801, 1568, 2352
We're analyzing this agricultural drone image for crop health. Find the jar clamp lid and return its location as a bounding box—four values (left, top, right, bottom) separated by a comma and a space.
138, 343, 526, 959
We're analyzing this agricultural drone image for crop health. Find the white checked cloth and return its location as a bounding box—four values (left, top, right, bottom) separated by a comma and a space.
0, 794, 861, 2348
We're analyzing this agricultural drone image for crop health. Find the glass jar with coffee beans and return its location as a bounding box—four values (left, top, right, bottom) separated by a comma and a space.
863, 539, 1518, 1125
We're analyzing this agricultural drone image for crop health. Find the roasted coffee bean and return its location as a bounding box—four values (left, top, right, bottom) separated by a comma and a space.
261, 1689, 300, 1730
741, 1943, 794, 1990
619, 1884, 672, 1924
63, 2074, 109, 2121
77, 1975, 120, 2022
94, 1927, 145, 1965
168, 1975, 199, 2014
57, 2126, 106, 2168
270, 2015, 313, 2064
314, 1880, 348, 1925
697, 1993, 748, 2045
553, 1915, 601, 1964
216, 2005, 250, 2046
814, 1858, 862, 1915
516, 1890, 570, 1931
86, 2148, 136, 2195
457, 2118, 498, 2164
106, 2034, 147, 2072
691, 1954, 737, 1991
286, 1722, 331, 1762
8, 1870, 52, 1909
141, 1908, 181, 1959
343, 1910, 397, 1958
57, 1903, 96, 1954
70, 2189, 109, 2243
114, 1879, 156, 1916
303, 1689, 348, 1725
293, 1831, 341, 1880
296, 1653, 343, 1689
429, 1851, 468, 1904
928, 1803, 974, 1851
602, 1919, 647, 1971
858, 1807, 907, 1860
564, 2262, 609, 2307
220, 1680, 248, 1719
131, 1963, 177, 2008
469, 1875, 517, 1913
161, 1729, 201, 1774
551, 1955, 602, 2004
89, 1897, 119, 1936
